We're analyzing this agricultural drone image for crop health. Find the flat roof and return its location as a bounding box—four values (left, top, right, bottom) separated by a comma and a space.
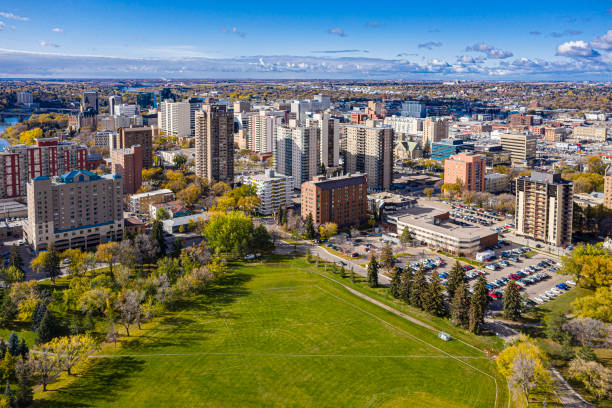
309, 173, 367, 190
130, 189, 174, 199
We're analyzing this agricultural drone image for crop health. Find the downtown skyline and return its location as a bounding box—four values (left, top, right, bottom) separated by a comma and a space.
0, 0, 611, 79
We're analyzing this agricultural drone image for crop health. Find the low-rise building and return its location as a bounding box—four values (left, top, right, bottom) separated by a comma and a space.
129, 189, 175, 213
484, 173, 510, 193
150, 200, 191, 220
162, 213, 209, 234
244, 170, 293, 215
573, 126, 608, 142
394, 141, 423, 160
431, 139, 474, 161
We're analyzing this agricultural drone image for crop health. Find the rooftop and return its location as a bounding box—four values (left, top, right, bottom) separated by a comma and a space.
130, 189, 174, 200
308, 173, 367, 190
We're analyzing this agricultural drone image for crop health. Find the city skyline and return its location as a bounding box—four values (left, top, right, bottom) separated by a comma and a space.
0, 1, 611, 79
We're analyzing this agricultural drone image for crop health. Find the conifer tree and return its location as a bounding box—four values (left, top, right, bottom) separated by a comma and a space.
150, 220, 166, 257
451, 282, 470, 328
389, 267, 402, 298
425, 273, 446, 316
305, 213, 316, 240
367, 256, 379, 288
503, 280, 522, 321
410, 266, 427, 309
469, 275, 489, 333
446, 261, 465, 300
7, 333, 19, 356
379, 243, 395, 273
36, 310, 58, 344
400, 271, 412, 304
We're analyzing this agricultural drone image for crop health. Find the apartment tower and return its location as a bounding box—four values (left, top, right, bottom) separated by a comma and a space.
195, 104, 234, 184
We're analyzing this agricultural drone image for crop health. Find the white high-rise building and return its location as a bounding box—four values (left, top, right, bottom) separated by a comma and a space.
308, 113, 339, 168
158, 101, 191, 138
244, 169, 293, 215
248, 111, 285, 154
108, 95, 122, 116
274, 124, 319, 189
16, 92, 33, 105
115, 104, 138, 117
345, 124, 394, 191
383, 116, 423, 136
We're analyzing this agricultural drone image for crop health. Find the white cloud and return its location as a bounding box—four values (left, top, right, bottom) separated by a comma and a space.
556, 40, 599, 57
591, 30, 612, 51
39, 41, 59, 48
0, 11, 29, 21
52, 27, 64, 33
418, 41, 443, 50
327, 27, 346, 37
465, 42, 513, 59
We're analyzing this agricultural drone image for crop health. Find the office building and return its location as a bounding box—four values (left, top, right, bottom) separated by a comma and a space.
81, 91, 98, 113
401, 101, 426, 118
290, 95, 330, 121
394, 207, 497, 258
115, 104, 139, 117
345, 124, 393, 191
484, 173, 510, 193
366, 101, 384, 119
444, 152, 485, 192
159, 87, 175, 102
248, 111, 285, 154
423, 118, 449, 146
109, 95, 122, 116
244, 169, 293, 215
129, 189, 175, 213
195, 104, 234, 184
136, 93, 154, 109
301, 173, 368, 227
158, 101, 191, 138
0, 138, 87, 199
515, 172, 573, 247
274, 125, 319, 189
111, 145, 143, 195
544, 127, 565, 142
500, 133, 536, 165
604, 166, 612, 210
233, 101, 251, 113
16, 92, 33, 105
573, 126, 608, 142
383, 116, 423, 135
188, 98, 203, 137
431, 139, 474, 161
24, 170, 123, 252
116, 127, 153, 169
509, 113, 533, 127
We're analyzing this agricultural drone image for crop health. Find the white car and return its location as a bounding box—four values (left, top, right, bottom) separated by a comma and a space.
533, 297, 545, 304
544, 291, 557, 298
550, 288, 563, 295
566, 280, 576, 286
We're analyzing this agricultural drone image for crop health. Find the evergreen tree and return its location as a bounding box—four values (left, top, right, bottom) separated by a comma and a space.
0, 341, 5, 359
169, 238, 182, 258
424, 273, 446, 316
503, 281, 522, 321
468, 276, 489, 334
340, 266, 346, 278
410, 266, 427, 309
35, 310, 58, 344
305, 213, 316, 240
367, 256, 379, 288
43, 243, 61, 284
389, 267, 402, 298
379, 243, 395, 273
84, 311, 95, 333
7, 333, 19, 356
4, 381, 14, 407
0, 296, 16, 326
18, 339, 28, 358
399, 271, 412, 304
15, 359, 33, 407
31, 302, 48, 332
350, 267, 355, 283
151, 220, 167, 257
446, 261, 465, 300
451, 282, 470, 328
8, 245, 23, 271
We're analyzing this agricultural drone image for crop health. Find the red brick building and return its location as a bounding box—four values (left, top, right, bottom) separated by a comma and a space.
111, 145, 143, 195
301, 174, 368, 227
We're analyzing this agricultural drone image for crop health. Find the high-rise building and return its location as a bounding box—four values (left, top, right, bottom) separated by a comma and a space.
604, 166, 612, 210
308, 114, 339, 168
401, 101, 426, 118
365, 101, 384, 119
500, 133, 536, 165
195, 104, 234, 184
158, 101, 191, 138
81, 91, 99, 113
431, 139, 474, 161
301, 173, 368, 227
383, 116, 423, 136
24, 170, 123, 252
509, 113, 533, 127
244, 169, 293, 215
423, 118, 448, 146
273, 124, 319, 189
108, 95, 122, 116
443, 152, 485, 192
0, 138, 87, 198
233, 101, 251, 113
159, 87, 175, 102
515, 172, 573, 247
344, 124, 393, 191
136, 93, 154, 109
115, 104, 139, 117
248, 111, 285, 154
111, 145, 143, 195
188, 97, 203, 137
116, 127, 153, 169
16, 92, 33, 105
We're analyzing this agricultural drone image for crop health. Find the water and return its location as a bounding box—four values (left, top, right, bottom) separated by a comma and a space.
0, 117, 22, 148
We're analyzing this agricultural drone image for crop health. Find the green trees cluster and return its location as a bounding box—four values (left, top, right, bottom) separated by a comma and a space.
203, 212, 273, 257
389, 265, 446, 318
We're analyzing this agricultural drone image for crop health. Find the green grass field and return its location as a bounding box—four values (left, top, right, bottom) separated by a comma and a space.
34, 257, 509, 408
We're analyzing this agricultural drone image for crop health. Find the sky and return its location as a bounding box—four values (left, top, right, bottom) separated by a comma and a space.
0, 0, 611, 79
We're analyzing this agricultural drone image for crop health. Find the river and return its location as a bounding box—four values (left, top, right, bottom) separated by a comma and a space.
0, 116, 23, 148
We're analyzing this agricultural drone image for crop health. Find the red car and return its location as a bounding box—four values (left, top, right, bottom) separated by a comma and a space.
488, 291, 502, 299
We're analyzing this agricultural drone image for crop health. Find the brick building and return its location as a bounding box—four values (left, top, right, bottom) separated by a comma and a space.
111, 145, 143, 195
115, 127, 153, 169
301, 174, 368, 227
444, 152, 485, 192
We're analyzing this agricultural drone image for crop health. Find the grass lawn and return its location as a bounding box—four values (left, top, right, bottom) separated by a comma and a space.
320, 245, 356, 260
34, 256, 509, 408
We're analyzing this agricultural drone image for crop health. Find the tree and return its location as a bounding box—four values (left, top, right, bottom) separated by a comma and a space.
389, 268, 402, 299
156, 207, 170, 221
367, 256, 379, 288
107, 322, 119, 348
399, 271, 412, 304
95, 242, 120, 282
169, 238, 182, 258
0, 296, 16, 327
572, 286, 612, 323
133, 233, 159, 274
568, 358, 610, 402
115, 289, 144, 337
318, 223, 338, 241
14, 359, 34, 407
36, 309, 59, 344
28, 345, 59, 392
544, 311, 569, 343
469, 275, 489, 333
19, 128, 42, 145
424, 273, 446, 316
400, 227, 413, 246
497, 337, 552, 405
379, 243, 395, 274
451, 282, 470, 328
151, 220, 167, 257
172, 154, 187, 168
446, 261, 465, 300
410, 266, 427, 309
423, 187, 434, 199
61, 248, 86, 276
8, 246, 23, 271
563, 317, 605, 347
0, 266, 24, 285
503, 281, 522, 321
177, 184, 202, 208
304, 213, 316, 240
560, 243, 612, 288
203, 212, 255, 256
31, 244, 61, 283
49, 334, 96, 375
7, 333, 19, 357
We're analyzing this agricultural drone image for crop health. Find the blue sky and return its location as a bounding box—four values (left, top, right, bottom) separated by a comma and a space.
0, 0, 611, 78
